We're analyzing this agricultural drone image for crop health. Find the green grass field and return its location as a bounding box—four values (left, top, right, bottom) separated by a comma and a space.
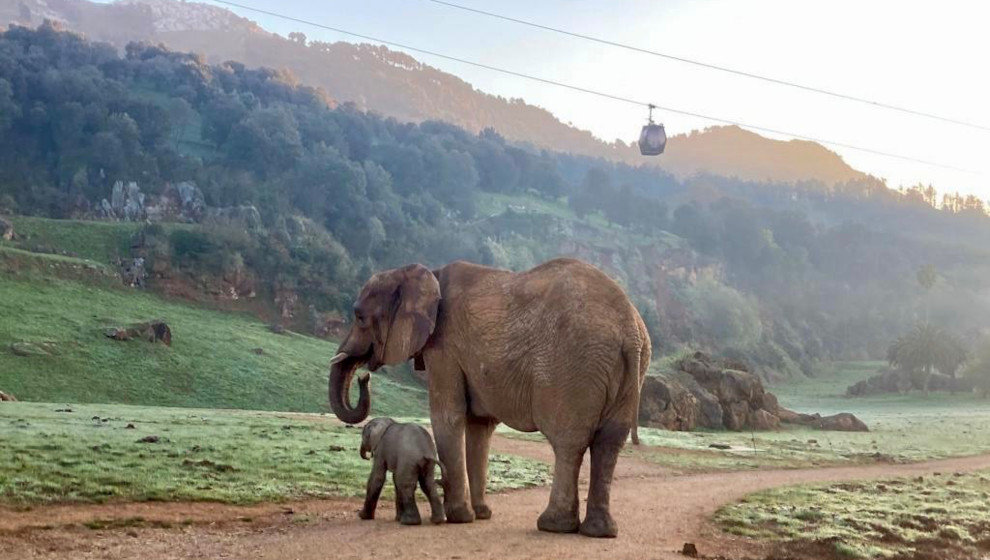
716, 471, 990, 559
621, 362, 990, 472
0, 402, 549, 506
703, 363, 990, 557
0, 273, 425, 416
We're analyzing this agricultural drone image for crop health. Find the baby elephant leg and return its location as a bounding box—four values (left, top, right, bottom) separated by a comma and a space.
359, 462, 387, 520
419, 464, 445, 524
395, 472, 422, 525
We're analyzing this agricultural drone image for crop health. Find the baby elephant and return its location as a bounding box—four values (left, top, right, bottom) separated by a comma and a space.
358, 417, 445, 525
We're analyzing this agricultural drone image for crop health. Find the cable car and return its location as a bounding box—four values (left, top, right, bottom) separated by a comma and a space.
638, 104, 666, 156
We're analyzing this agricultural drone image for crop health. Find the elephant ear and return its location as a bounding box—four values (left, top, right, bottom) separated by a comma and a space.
378, 264, 441, 366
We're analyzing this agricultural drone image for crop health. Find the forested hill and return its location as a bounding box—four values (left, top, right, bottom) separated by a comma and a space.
0, 0, 867, 186
2, 24, 989, 380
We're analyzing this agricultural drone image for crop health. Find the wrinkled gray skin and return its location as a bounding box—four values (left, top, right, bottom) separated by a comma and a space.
358, 417, 445, 525
329, 259, 650, 538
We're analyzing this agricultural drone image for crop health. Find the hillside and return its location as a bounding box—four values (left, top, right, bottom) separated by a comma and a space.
2, 24, 989, 382
0, 240, 426, 414
0, 0, 867, 186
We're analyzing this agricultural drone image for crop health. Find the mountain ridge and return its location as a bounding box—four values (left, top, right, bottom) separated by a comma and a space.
1, 0, 868, 186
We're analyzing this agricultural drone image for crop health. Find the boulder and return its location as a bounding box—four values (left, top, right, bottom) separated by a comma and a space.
679, 352, 777, 431
751, 408, 781, 430
104, 320, 172, 346
846, 367, 975, 396
637, 352, 868, 433
639, 376, 699, 431
0, 390, 16, 402
10, 341, 57, 356
846, 368, 913, 396
675, 373, 723, 429
812, 412, 869, 432
927, 374, 975, 393
777, 408, 868, 432
0, 216, 13, 241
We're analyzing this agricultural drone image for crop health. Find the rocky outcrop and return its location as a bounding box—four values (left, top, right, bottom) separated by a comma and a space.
639, 375, 700, 431
680, 352, 779, 431
846, 367, 975, 396
120, 257, 147, 287
0, 216, 14, 241
98, 181, 147, 221
104, 320, 172, 346
639, 352, 868, 432
776, 409, 869, 432
205, 205, 262, 230
145, 181, 206, 223
99, 180, 209, 223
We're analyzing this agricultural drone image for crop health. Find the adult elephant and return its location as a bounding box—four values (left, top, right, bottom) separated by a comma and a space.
328, 258, 650, 538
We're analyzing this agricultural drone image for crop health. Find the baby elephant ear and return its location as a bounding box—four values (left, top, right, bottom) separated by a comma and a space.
381, 264, 441, 366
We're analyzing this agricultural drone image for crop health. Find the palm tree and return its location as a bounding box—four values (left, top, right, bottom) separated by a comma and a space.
887, 323, 967, 394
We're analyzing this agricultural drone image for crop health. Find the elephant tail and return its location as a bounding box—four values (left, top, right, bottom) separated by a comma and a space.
432, 457, 449, 493
621, 322, 651, 445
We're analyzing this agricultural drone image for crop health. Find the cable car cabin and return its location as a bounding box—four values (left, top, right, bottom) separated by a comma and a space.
639, 122, 666, 156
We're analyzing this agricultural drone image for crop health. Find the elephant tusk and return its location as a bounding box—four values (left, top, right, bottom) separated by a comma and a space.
329, 352, 349, 365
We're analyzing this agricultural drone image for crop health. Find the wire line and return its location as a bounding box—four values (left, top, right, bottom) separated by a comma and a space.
421, 0, 990, 133
206, 0, 980, 173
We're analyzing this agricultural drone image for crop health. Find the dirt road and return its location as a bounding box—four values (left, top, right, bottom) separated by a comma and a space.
4, 437, 990, 560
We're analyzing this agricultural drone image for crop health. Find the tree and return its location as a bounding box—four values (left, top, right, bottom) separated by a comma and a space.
887, 323, 967, 393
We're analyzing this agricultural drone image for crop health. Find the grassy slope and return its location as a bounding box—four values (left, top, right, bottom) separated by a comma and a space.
0, 402, 549, 505
0, 272, 425, 416
4, 216, 140, 264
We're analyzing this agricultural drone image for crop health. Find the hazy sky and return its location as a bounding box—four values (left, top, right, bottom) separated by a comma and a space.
204, 0, 989, 196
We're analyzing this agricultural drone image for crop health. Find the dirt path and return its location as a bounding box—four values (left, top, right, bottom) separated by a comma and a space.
4, 437, 990, 560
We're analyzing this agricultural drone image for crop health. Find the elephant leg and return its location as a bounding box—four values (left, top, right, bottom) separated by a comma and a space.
580, 419, 629, 538
536, 440, 585, 533
394, 487, 403, 521
395, 474, 422, 525
465, 416, 497, 520
358, 461, 387, 520
429, 367, 474, 524
419, 467, 446, 524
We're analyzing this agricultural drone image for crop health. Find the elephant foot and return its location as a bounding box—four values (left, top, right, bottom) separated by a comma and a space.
358, 508, 374, 520
444, 503, 475, 524
429, 510, 446, 525
537, 508, 579, 534
398, 509, 422, 526
473, 503, 492, 520
579, 509, 618, 538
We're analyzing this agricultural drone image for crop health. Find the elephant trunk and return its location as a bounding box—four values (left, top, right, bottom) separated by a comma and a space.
329, 359, 370, 425
360, 442, 370, 460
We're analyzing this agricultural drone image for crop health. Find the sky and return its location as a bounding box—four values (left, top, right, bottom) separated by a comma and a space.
202, 0, 989, 196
